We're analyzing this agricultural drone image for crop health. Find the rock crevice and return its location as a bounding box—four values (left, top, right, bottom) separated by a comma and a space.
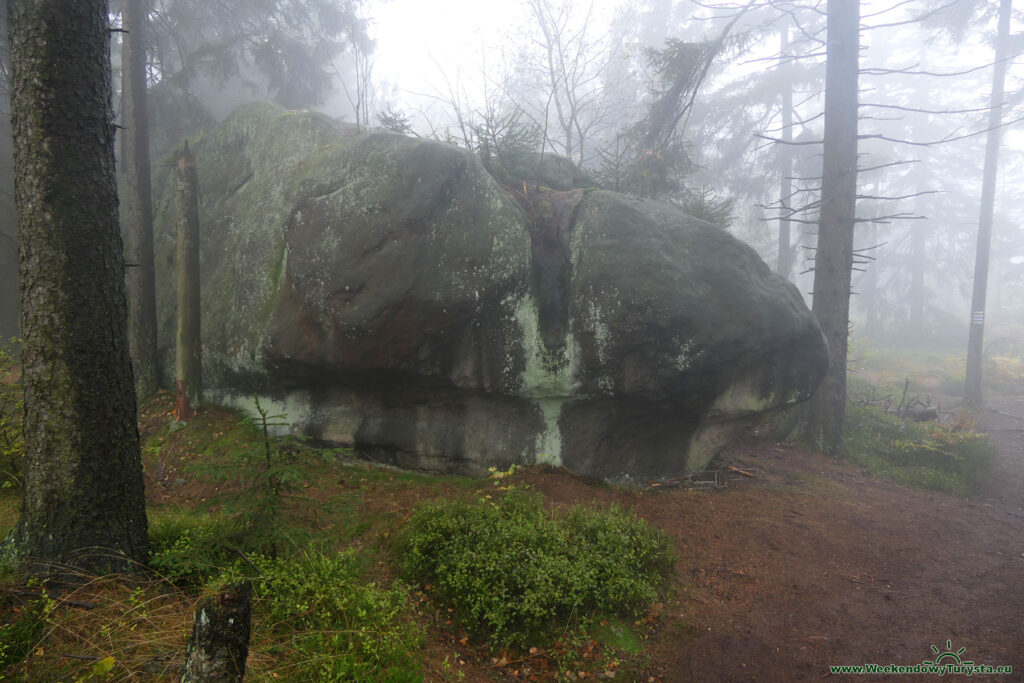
152, 102, 828, 481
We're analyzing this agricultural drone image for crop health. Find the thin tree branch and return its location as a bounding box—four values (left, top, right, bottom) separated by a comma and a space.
856, 114, 1024, 146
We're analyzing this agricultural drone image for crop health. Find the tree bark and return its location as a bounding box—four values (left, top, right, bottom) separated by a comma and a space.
175, 140, 201, 421
907, 45, 930, 342
7, 0, 149, 572
121, 0, 159, 401
863, 222, 880, 336
907, 207, 926, 337
181, 582, 253, 683
776, 22, 795, 280
964, 0, 1011, 406
802, 0, 859, 454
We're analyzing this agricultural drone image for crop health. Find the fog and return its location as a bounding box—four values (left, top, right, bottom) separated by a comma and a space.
349, 0, 1024, 349
4, 2, 1024, 678
2, 0, 1020, 352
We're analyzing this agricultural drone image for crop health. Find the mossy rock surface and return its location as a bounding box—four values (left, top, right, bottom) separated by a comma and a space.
153, 102, 826, 480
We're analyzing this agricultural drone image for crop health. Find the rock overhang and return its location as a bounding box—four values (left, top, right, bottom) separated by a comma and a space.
152, 102, 828, 482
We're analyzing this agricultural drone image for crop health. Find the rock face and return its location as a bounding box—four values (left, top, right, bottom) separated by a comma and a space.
153, 102, 827, 481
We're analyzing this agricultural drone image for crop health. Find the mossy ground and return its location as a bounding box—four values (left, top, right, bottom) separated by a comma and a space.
0, 393, 668, 681
1, 344, 1023, 680
840, 340, 999, 495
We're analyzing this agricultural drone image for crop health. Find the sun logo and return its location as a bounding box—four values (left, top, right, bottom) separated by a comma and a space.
923, 640, 974, 667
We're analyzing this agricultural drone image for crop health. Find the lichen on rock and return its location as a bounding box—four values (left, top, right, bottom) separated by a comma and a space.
153, 102, 827, 481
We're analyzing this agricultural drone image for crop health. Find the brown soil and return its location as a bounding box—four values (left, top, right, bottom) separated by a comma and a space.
131, 394, 1024, 681
426, 404, 1024, 682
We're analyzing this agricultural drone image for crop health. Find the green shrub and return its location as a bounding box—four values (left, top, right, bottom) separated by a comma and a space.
396, 488, 673, 650
221, 549, 422, 682
843, 404, 995, 496
148, 512, 237, 584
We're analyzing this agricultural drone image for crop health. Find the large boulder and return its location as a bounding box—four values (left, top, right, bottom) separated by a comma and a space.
153, 102, 827, 481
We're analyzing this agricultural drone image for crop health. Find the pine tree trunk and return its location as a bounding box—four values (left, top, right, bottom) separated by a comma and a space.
863, 223, 880, 335
121, 0, 159, 401
776, 22, 795, 280
964, 0, 1012, 405
802, 0, 859, 454
908, 209, 926, 337
7, 0, 149, 572
907, 45, 930, 342
175, 141, 201, 421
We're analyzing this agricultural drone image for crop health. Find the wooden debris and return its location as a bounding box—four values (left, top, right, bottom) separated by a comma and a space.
727, 465, 756, 478
181, 581, 253, 683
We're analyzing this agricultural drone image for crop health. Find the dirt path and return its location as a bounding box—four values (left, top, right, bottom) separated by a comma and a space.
509, 409, 1024, 681
132, 394, 1024, 681
976, 396, 1024, 512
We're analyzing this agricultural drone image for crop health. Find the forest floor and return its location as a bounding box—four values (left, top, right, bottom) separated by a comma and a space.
2, 392, 1023, 681
510, 400, 1024, 682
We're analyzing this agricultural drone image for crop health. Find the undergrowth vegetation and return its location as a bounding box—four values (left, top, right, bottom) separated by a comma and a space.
842, 404, 995, 496
0, 392, 674, 680
396, 488, 673, 650
2, 338, 1012, 679
837, 342, 997, 495
0, 342, 23, 490
218, 549, 423, 681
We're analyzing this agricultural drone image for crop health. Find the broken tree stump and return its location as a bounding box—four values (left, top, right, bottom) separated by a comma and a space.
181, 581, 252, 683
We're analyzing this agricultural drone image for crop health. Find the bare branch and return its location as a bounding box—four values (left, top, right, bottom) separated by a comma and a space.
860, 102, 995, 115
854, 213, 923, 223
860, 52, 1023, 78
763, 110, 824, 133
857, 159, 919, 173
754, 132, 822, 145
860, 0, 961, 30
856, 190, 942, 202
859, 0, 919, 19
853, 241, 887, 253
856, 114, 1024, 147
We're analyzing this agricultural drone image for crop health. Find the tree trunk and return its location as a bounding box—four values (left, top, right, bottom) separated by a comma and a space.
907, 45, 930, 342
863, 223, 880, 336
7, 0, 149, 572
802, 0, 859, 454
175, 141, 202, 421
121, 0, 159, 401
964, 0, 1011, 406
907, 210, 926, 338
776, 22, 795, 280
181, 582, 253, 683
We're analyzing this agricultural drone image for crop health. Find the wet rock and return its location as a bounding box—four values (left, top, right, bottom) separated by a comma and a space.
153, 102, 827, 481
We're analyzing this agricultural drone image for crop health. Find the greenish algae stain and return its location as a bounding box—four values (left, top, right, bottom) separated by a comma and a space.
513, 295, 583, 465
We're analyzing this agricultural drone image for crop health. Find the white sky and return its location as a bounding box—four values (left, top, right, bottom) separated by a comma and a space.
360, 0, 623, 119
371, 0, 525, 103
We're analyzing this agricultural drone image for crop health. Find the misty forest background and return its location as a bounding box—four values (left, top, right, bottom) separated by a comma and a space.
1, 1, 1023, 680
0, 0, 1022, 363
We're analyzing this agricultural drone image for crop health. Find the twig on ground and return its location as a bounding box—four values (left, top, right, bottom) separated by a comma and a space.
727, 465, 756, 478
